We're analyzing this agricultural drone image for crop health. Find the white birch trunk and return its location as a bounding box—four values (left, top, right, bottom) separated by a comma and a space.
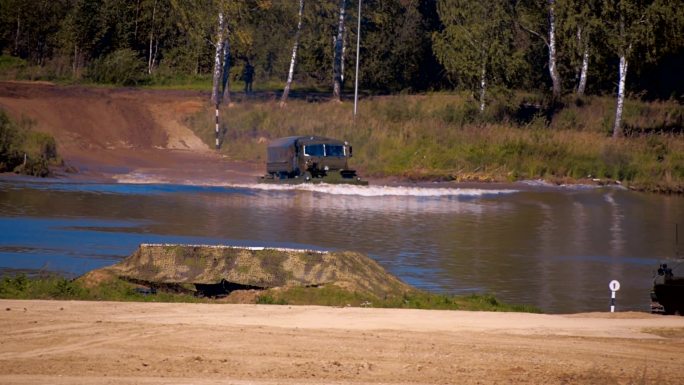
613, 53, 628, 138
332, 0, 346, 101
281, 0, 304, 106
548, 0, 561, 99
341, 24, 346, 86
221, 37, 231, 105
577, 45, 589, 96
211, 12, 225, 106
574, 26, 589, 96
479, 60, 486, 113
147, 0, 157, 75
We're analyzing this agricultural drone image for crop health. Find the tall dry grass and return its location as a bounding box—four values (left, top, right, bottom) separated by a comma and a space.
185, 92, 683, 192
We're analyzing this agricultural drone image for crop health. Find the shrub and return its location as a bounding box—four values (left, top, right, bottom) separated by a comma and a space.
0, 111, 58, 176
88, 49, 147, 86
0, 55, 27, 79
0, 111, 26, 171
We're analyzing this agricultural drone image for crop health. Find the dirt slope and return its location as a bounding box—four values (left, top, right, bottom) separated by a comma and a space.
0, 81, 260, 183
0, 82, 173, 150
1, 299, 684, 385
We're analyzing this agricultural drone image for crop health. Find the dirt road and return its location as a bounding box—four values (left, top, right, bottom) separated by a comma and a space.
0, 81, 261, 183
1, 299, 683, 384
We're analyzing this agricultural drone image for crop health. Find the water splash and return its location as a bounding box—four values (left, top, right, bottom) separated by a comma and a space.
112, 174, 519, 198
229, 182, 518, 198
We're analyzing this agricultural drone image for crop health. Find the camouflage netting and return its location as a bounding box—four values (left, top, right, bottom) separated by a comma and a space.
84, 244, 412, 298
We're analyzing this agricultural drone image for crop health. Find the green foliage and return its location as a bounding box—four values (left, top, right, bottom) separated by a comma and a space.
0, 55, 27, 78
360, 0, 434, 91
379, 292, 540, 312
0, 0, 682, 100
0, 273, 204, 303
0, 110, 58, 176
88, 49, 147, 86
433, 0, 521, 98
256, 285, 541, 313
439, 101, 479, 126
0, 274, 86, 300
255, 294, 288, 305
0, 111, 24, 170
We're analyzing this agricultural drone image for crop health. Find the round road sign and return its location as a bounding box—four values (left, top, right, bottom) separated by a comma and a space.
609, 280, 620, 292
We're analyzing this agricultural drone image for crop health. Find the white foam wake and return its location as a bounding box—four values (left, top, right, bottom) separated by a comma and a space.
114, 173, 518, 198
223, 182, 518, 198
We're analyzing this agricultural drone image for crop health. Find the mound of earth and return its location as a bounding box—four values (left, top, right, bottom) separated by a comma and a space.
0, 81, 205, 152
79, 244, 412, 299
0, 81, 261, 183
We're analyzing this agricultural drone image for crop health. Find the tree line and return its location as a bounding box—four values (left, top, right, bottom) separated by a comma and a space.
0, 1, 682, 134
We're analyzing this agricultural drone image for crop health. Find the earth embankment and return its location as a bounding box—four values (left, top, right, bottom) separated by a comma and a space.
0, 81, 259, 183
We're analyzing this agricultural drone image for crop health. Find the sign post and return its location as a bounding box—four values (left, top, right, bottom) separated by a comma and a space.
609, 280, 620, 312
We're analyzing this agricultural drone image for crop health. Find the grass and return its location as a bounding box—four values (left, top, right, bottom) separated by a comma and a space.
184, 92, 683, 192
257, 285, 541, 312
1, 274, 540, 312
0, 274, 203, 303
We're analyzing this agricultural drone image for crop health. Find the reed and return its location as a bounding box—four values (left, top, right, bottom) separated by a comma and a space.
185, 92, 683, 192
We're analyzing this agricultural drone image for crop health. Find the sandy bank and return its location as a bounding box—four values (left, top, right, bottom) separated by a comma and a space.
0, 81, 264, 184
1, 299, 683, 384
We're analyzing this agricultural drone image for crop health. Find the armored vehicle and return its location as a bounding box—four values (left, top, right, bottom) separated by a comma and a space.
651, 262, 684, 315
259, 136, 367, 185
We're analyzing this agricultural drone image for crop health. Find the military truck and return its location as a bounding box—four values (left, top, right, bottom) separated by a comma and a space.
259, 136, 367, 185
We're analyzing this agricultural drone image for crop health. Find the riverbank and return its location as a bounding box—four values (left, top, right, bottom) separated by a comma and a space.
1, 299, 683, 384
189, 91, 683, 193
0, 81, 682, 192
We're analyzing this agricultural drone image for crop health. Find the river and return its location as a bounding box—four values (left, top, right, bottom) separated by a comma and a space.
1, 178, 681, 313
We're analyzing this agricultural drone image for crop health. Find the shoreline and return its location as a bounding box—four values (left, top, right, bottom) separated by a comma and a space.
1, 299, 684, 384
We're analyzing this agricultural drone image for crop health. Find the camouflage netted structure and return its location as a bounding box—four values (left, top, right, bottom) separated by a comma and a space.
86, 244, 411, 298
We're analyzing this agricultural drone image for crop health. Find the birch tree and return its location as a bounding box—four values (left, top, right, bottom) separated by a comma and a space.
433, 0, 519, 112
147, 0, 158, 74
211, 10, 227, 106
280, 0, 305, 107
57, 0, 108, 78
332, 0, 346, 101
602, 0, 682, 137
557, 0, 602, 96
221, 35, 231, 104
517, 0, 562, 100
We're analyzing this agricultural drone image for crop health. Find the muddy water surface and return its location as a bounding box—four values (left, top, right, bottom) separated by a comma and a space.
1, 179, 682, 313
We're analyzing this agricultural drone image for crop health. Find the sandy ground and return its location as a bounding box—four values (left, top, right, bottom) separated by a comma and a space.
1, 299, 684, 385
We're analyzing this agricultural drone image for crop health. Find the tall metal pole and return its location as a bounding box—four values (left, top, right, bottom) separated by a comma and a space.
353, 0, 362, 118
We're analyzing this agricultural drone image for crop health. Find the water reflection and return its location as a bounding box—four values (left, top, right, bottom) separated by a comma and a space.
1, 180, 682, 313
